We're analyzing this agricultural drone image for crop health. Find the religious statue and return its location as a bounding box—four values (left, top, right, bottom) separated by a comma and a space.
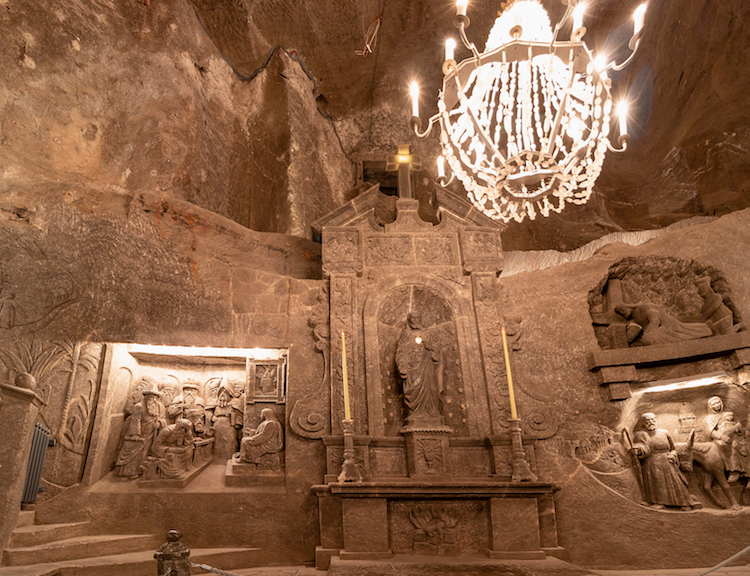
395, 312, 445, 427
146, 419, 195, 479
205, 377, 244, 461
632, 412, 695, 510
115, 387, 163, 479
614, 302, 712, 346
703, 396, 745, 482
696, 278, 744, 335
238, 408, 284, 470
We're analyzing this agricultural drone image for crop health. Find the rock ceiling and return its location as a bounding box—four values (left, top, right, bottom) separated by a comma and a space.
1, 0, 749, 252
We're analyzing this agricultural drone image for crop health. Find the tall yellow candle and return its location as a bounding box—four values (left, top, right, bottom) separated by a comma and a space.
501, 326, 518, 419
341, 331, 351, 420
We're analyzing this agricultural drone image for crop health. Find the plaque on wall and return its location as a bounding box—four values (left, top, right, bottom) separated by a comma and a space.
247, 357, 287, 404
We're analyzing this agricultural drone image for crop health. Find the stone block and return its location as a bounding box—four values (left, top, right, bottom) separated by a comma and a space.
606, 382, 632, 400
596, 365, 637, 385
488, 497, 540, 553
342, 498, 390, 554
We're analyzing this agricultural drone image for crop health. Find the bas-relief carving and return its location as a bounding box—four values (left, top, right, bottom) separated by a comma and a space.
238, 408, 284, 471
109, 347, 288, 484
0, 337, 103, 485
290, 285, 330, 439
590, 257, 746, 350
574, 386, 750, 511
323, 229, 361, 265
389, 500, 489, 555
414, 237, 458, 267
365, 236, 413, 266
629, 412, 698, 510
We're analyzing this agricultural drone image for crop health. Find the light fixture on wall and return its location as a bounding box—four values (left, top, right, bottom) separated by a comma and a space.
409, 0, 647, 223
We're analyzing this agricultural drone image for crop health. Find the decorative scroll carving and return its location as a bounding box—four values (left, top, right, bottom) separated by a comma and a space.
459, 228, 503, 274
290, 286, 330, 439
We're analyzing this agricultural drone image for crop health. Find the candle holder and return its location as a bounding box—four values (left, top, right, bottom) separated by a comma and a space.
509, 418, 537, 483
337, 419, 362, 483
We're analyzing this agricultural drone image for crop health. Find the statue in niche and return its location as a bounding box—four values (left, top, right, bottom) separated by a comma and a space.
614, 302, 712, 346
168, 381, 205, 421
205, 378, 244, 461
396, 312, 445, 427
703, 396, 746, 482
696, 278, 745, 335
632, 413, 696, 510
143, 419, 195, 479
115, 388, 164, 479
238, 408, 284, 470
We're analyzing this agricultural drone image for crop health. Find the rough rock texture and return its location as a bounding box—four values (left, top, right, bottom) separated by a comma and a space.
0, 0, 352, 240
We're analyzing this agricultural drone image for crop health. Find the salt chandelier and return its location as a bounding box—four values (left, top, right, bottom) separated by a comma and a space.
409, 0, 647, 223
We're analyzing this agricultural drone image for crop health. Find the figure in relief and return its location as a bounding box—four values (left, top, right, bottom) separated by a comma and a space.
696, 278, 744, 335
632, 413, 694, 510
147, 419, 195, 479
206, 378, 244, 461
614, 302, 712, 346
115, 388, 163, 479
168, 381, 205, 421
239, 408, 284, 469
396, 312, 445, 426
703, 396, 746, 482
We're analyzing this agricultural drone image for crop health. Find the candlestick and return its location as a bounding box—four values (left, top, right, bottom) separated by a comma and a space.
410, 81, 420, 118
501, 326, 517, 419
437, 156, 445, 180
456, 0, 468, 18
341, 331, 351, 420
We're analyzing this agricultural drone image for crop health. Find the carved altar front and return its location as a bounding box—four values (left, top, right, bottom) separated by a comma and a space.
305, 184, 562, 568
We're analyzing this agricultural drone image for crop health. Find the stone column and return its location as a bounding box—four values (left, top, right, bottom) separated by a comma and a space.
0, 377, 44, 554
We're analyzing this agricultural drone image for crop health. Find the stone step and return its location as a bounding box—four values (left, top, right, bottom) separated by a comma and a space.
15, 510, 36, 528
10, 521, 92, 548
2, 533, 160, 566
0, 547, 263, 576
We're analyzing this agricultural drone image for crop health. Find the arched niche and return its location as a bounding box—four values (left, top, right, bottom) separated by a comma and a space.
363, 277, 484, 438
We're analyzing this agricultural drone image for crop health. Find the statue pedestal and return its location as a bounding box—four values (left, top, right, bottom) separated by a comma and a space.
400, 425, 453, 478
224, 454, 285, 487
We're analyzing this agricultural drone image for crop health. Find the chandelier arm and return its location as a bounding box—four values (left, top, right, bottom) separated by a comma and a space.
457, 22, 481, 59
606, 138, 628, 153
549, 2, 574, 49
452, 74, 506, 164
438, 172, 456, 187
411, 113, 440, 138
608, 39, 641, 72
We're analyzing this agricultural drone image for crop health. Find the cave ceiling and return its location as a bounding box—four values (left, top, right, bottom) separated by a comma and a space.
1, 0, 748, 253
188, 0, 750, 251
